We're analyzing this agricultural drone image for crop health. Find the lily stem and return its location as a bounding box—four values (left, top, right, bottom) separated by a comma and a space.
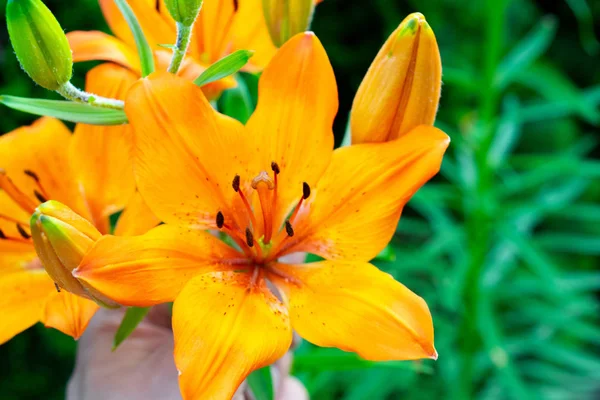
56, 82, 125, 110
168, 22, 193, 75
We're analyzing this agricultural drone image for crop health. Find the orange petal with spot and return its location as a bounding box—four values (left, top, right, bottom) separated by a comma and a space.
41, 291, 99, 339
0, 269, 55, 344
75, 225, 244, 307
99, 0, 175, 48
270, 260, 437, 360
113, 191, 161, 237
70, 64, 138, 234
173, 272, 292, 399
0, 118, 89, 219
67, 31, 141, 74
124, 72, 250, 230
245, 32, 337, 232
286, 125, 449, 262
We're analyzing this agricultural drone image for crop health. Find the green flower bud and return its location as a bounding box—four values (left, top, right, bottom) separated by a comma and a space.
30, 201, 119, 308
6, 0, 73, 90
164, 0, 204, 26
263, 0, 316, 47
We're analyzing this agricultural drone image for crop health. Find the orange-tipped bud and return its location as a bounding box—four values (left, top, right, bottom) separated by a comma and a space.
30, 201, 119, 308
263, 0, 316, 47
351, 13, 441, 144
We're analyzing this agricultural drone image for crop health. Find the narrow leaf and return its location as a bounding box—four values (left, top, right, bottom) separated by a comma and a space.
194, 50, 254, 87
247, 366, 274, 400
0, 95, 128, 125
114, 0, 155, 77
113, 306, 150, 351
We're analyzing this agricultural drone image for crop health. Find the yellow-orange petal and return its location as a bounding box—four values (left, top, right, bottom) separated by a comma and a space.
0, 189, 33, 244
153, 49, 237, 100
41, 291, 99, 339
351, 13, 442, 143
99, 0, 175, 48
69, 64, 138, 234
0, 269, 55, 344
193, 0, 237, 64
67, 31, 141, 74
245, 32, 337, 231
0, 118, 90, 219
286, 125, 449, 262
270, 260, 437, 360
75, 225, 245, 307
113, 191, 161, 236
173, 271, 292, 399
231, 0, 277, 70
124, 72, 250, 230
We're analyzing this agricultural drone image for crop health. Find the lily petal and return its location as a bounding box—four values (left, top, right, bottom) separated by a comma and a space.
194, 0, 238, 64
245, 32, 337, 231
270, 260, 437, 360
0, 118, 89, 219
113, 191, 161, 237
41, 290, 99, 339
69, 64, 138, 234
99, 0, 175, 48
286, 125, 449, 262
75, 225, 245, 307
67, 31, 141, 73
124, 72, 250, 230
231, 0, 277, 70
0, 189, 33, 243
0, 269, 55, 344
173, 271, 292, 399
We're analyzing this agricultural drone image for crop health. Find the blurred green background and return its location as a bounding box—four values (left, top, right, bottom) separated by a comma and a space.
1, 0, 599, 399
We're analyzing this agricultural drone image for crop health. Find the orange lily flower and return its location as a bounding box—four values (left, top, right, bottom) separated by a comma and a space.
67, 0, 322, 99
75, 33, 449, 399
0, 63, 157, 344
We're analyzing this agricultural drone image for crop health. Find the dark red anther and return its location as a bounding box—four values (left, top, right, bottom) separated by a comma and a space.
285, 221, 294, 237
0, 229, 6, 239
232, 175, 241, 192
16, 224, 31, 239
245, 228, 254, 247
216, 211, 225, 228
24, 169, 40, 182
302, 182, 311, 199
34, 190, 47, 203
271, 162, 280, 175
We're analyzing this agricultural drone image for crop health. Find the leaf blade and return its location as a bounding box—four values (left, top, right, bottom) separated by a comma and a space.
114, 0, 155, 77
113, 306, 151, 351
194, 50, 254, 87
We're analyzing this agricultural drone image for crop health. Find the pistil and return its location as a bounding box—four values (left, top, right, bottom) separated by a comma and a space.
251, 171, 275, 244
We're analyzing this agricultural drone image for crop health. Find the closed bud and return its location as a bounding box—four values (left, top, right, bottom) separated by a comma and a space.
263, 0, 316, 47
6, 0, 73, 90
351, 13, 442, 144
164, 0, 204, 26
30, 201, 118, 308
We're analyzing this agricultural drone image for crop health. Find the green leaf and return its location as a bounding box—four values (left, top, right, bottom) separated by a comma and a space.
113, 307, 150, 351
0, 95, 128, 125
218, 74, 254, 124
495, 16, 557, 89
114, 0, 155, 77
194, 50, 254, 87
247, 366, 274, 400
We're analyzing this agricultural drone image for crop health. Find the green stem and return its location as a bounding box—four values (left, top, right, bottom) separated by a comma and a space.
56, 82, 125, 110
457, 0, 507, 398
168, 22, 193, 75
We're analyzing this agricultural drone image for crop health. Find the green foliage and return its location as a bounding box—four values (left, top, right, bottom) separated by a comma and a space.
247, 366, 275, 400
113, 0, 155, 77
0, 0, 599, 399
193, 50, 255, 87
112, 307, 151, 351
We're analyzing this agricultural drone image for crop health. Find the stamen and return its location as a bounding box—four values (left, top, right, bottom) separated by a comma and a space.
245, 228, 254, 248
303, 182, 311, 199
216, 211, 225, 228
232, 175, 258, 231
54, 283, 61, 293
16, 224, 31, 240
0, 229, 6, 239
24, 170, 40, 182
271, 162, 280, 236
285, 220, 294, 237
0, 213, 29, 226
271, 162, 280, 175
289, 182, 311, 224
0, 228, 30, 244
34, 190, 48, 203
0, 170, 37, 213
24, 170, 50, 201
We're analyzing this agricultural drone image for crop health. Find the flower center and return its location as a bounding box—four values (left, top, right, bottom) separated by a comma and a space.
216, 161, 310, 265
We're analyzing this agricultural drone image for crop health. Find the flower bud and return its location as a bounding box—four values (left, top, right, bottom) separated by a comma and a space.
263, 0, 316, 47
164, 0, 204, 26
351, 13, 442, 144
30, 201, 119, 308
6, 0, 73, 90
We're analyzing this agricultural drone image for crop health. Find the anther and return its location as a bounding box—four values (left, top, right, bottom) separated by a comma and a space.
285, 221, 294, 237
232, 175, 241, 192
303, 182, 311, 199
216, 211, 225, 228
0, 229, 6, 239
54, 283, 61, 293
24, 169, 40, 182
16, 224, 31, 239
245, 228, 254, 248
271, 162, 280, 175
34, 190, 48, 203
